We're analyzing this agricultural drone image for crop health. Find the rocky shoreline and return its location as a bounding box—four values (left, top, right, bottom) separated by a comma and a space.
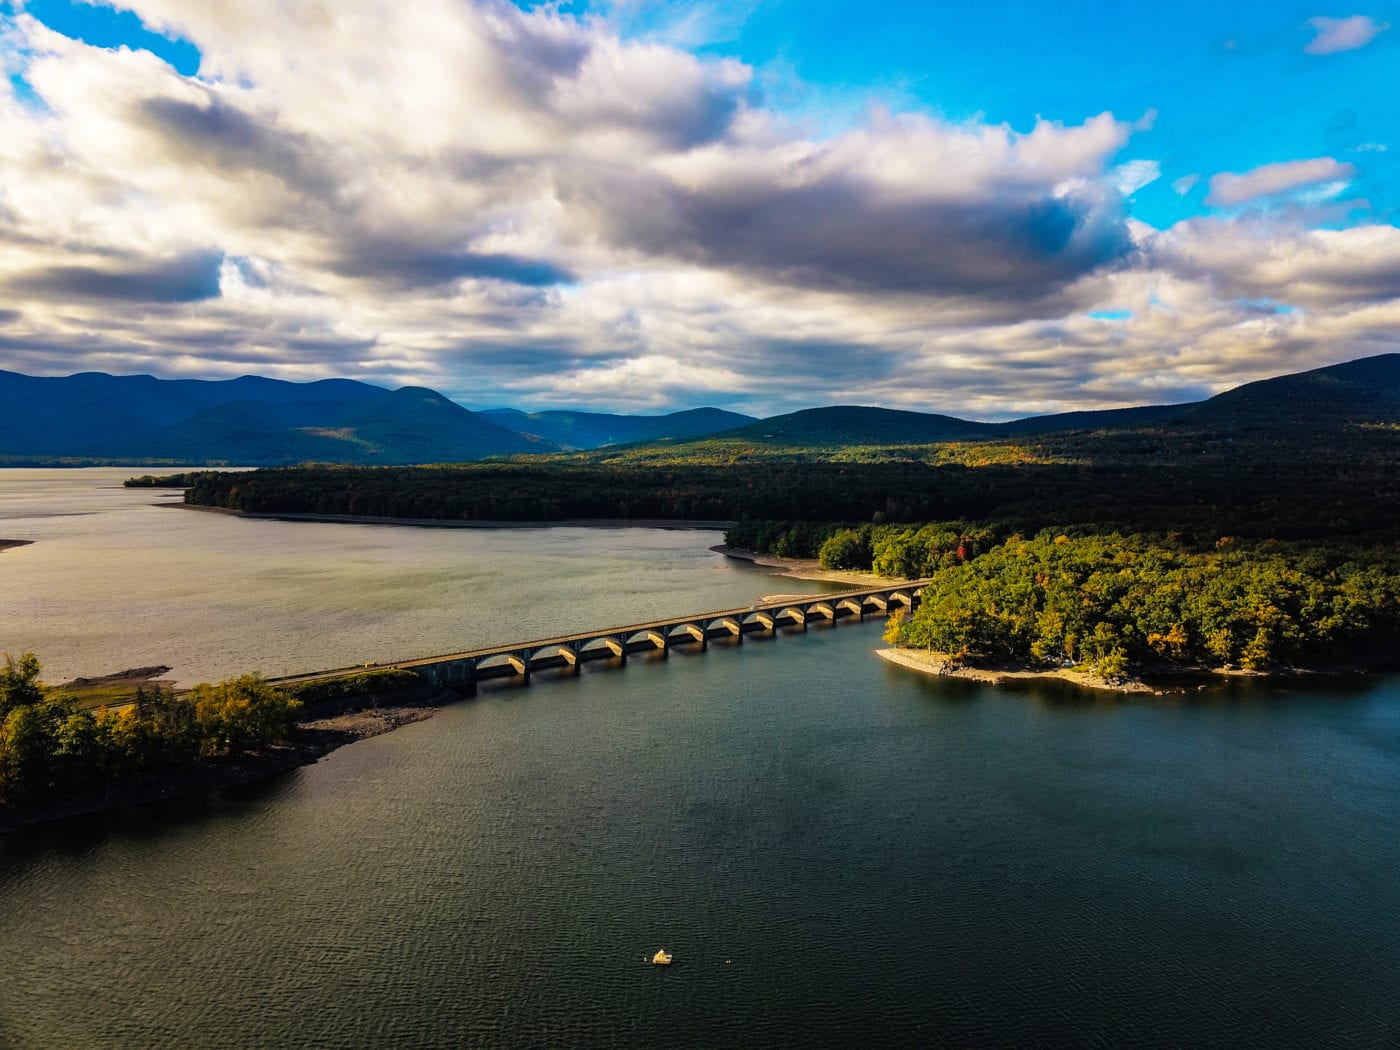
876, 647, 1162, 695
876, 647, 1397, 696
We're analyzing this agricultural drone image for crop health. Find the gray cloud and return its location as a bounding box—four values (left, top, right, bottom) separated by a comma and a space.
736, 338, 906, 384
568, 153, 1132, 300
329, 241, 575, 289
7, 251, 225, 303
1150, 219, 1400, 307
442, 341, 592, 371
138, 95, 340, 202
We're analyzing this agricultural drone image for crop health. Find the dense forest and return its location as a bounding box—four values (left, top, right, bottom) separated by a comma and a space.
0, 654, 301, 807
167, 424, 1400, 541
884, 531, 1400, 678
725, 520, 1400, 676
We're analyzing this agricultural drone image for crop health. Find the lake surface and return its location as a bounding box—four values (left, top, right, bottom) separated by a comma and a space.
3, 470, 1400, 1048
0, 469, 823, 686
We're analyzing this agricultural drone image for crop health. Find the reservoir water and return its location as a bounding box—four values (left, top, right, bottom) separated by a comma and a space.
3, 470, 1400, 1047
0, 469, 822, 686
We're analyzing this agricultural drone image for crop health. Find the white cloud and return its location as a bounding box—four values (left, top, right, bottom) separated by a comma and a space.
1206, 157, 1356, 207
1172, 174, 1200, 195
1304, 14, 1389, 55
1112, 159, 1161, 196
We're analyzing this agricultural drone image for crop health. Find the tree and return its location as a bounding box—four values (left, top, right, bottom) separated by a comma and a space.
190, 675, 301, 757
882, 608, 906, 645
0, 652, 43, 719
819, 528, 870, 570
1, 701, 60, 799
52, 711, 101, 789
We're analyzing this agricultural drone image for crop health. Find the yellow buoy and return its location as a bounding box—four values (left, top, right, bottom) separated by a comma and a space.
652, 949, 672, 966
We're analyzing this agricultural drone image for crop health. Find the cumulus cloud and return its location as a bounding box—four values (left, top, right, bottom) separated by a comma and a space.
569, 110, 1137, 299
1304, 14, 1389, 54
1205, 157, 1356, 207
1150, 219, 1400, 307
0, 0, 1395, 418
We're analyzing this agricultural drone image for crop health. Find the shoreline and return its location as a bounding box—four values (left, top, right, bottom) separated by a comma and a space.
875, 647, 1397, 696
876, 647, 1161, 695
0, 683, 460, 834
164, 503, 734, 531
710, 544, 895, 588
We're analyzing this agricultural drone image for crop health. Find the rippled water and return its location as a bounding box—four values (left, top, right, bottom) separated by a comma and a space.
0, 469, 821, 685
3, 471, 1400, 1048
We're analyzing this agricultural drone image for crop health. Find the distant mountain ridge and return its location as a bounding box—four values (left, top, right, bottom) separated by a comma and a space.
0, 370, 557, 464
646, 353, 1400, 455
479, 406, 756, 449
715, 406, 993, 446
0, 370, 756, 465
4, 354, 1397, 465
1178, 353, 1400, 425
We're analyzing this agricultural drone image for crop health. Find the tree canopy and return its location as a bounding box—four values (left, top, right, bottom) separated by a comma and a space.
0, 657, 301, 806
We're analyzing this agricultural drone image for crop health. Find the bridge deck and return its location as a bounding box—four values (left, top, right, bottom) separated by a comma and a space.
270, 581, 928, 688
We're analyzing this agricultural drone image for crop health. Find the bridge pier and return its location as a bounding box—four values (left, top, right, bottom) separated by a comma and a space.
285, 581, 928, 698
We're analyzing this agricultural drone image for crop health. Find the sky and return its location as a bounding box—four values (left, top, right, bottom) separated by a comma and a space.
0, 0, 1396, 418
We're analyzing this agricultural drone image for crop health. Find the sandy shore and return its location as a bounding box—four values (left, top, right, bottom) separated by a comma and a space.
710, 544, 896, 589
876, 647, 1161, 696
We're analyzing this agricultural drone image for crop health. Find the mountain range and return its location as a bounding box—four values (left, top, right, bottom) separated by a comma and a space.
3, 353, 1398, 465
478, 407, 754, 449
636, 353, 1400, 457
0, 371, 754, 465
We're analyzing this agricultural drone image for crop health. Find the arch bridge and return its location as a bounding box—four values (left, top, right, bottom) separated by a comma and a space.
273, 582, 927, 692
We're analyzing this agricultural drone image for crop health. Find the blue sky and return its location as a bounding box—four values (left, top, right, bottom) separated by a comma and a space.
586, 0, 1396, 227
0, 0, 1396, 416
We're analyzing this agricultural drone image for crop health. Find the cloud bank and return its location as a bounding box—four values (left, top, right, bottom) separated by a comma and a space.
0, 0, 1396, 417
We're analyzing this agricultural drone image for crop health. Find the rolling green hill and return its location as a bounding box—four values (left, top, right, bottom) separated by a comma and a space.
576, 353, 1400, 465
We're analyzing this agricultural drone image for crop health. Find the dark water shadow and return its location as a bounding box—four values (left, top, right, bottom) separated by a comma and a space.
0, 769, 305, 874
